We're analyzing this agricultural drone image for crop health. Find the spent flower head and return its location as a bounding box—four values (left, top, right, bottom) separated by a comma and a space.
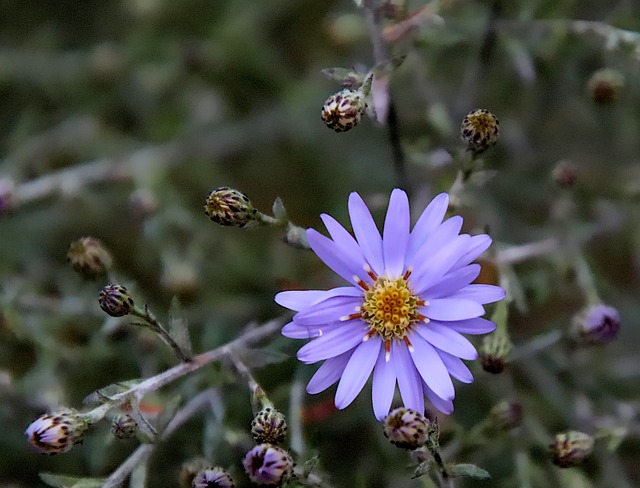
461, 109, 499, 155
204, 187, 257, 228
573, 304, 620, 345
587, 68, 625, 104
243, 443, 294, 486
67, 236, 113, 279
25, 408, 89, 454
276, 189, 505, 419
551, 431, 594, 468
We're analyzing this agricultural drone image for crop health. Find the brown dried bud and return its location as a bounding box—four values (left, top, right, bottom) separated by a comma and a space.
67, 237, 113, 279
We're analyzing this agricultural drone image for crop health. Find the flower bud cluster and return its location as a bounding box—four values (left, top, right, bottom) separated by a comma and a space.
204, 187, 257, 228
321, 88, 367, 132
25, 409, 89, 455
99, 284, 135, 317
383, 407, 430, 450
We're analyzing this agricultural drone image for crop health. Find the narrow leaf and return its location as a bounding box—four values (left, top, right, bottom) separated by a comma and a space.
448, 463, 491, 480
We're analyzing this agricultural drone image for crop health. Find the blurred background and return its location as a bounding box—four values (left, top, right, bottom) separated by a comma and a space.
1, 0, 640, 486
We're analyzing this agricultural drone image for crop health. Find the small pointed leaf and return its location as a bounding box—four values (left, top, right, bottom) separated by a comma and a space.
39, 473, 107, 488
83, 379, 144, 405
272, 196, 288, 221
447, 463, 491, 480
412, 459, 436, 479
168, 296, 193, 358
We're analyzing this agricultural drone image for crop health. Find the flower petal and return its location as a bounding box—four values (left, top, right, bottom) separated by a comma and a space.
451, 284, 505, 304
293, 295, 361, 326
348, 192, 384, 275
275, 287, 361, 312
409, 333, 455, 401
372, 346, 396, 420
282, 320, 343, 339
441, 317, 497, 334
334, 335, 381, 409
423, 381, 454, 415
414, 322, 478, 360
407, 193, 449, 263
422, 298, 485, 321
307, 229, 360, 283
321, 214, 368, 281
438, 350, 474, 383
422, 264, 481, 299
450, 234, 491, 270
411, 235, 472, 294
306, 351, 352, 394
392, 340, 425, 414
297, 321, 365, 364
412, 215, 463, 265
383, 189, 410, 278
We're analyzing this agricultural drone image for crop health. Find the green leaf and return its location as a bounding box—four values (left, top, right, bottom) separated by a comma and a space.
240, 347, 290, 369
39, 473, 107, 488
447, 463, 491, 480
371, 55, 407, 77
168, 296, 193, 359
320, 67, 364, 89
83, 379, 144, 405
301, 455, 319, 478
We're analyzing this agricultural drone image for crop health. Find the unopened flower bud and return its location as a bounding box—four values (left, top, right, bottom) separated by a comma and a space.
587, 68, 625, 104
572, 304, 620, 345
192, 466, 235, 488
99, 284, 134, 317
479, 329, 512, 374
251, 407, 287, 445
67, 237, 113, 279
383, 407, 430, 450
321, 89, 367, 132
551, 160, 578, 189
179, 458, 211, 488
489, 401, 523, 431
243, 443, 294, 486
461, 109, 499, 155
25, 408, 89, 454
204, 187, 257, 228
551, 431, 594, 468
111, 414, 138, 439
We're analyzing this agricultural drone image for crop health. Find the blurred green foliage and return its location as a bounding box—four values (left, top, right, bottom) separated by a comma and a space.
1, 0, 640, 487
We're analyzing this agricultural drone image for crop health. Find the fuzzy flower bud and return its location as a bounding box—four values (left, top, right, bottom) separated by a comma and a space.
321, 88, 367, 132
67, 237, 113, 279
243, 443, 294, 486
251, 407, 288, 445
461, 109, 499, 155
489, 401, 523, 431
551, 431, 594, 468
204, 187, 257, 228
383, 407, 430, 450
479, 329, 512, 374
99, 284, 134, 317
572, 304, 620, 345
587, 68, 625, 105
111, 414, 138, 439
192, 467, 235, 488
25, 408, 89, 454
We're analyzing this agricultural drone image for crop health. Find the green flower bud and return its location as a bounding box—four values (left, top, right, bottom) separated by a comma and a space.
461, 109, 499, 155
99, 284, 134, 317
551, 431, 594, 468
479, 329, 512, 374
204, 187, 257, 228
383, 407, 430, 450
111, 414, 138, 439
251, 407, 288, 445
67, 237, 113, 279
321, 89, 367, 132
243, 444, 294, 486
25, 408, 89, 454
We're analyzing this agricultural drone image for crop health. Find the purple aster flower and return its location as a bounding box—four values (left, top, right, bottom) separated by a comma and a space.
275, 189, 505, 419
573, 304, 620, 345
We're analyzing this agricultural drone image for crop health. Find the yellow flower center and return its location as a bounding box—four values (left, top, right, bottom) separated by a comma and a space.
356, 268, 426, 342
